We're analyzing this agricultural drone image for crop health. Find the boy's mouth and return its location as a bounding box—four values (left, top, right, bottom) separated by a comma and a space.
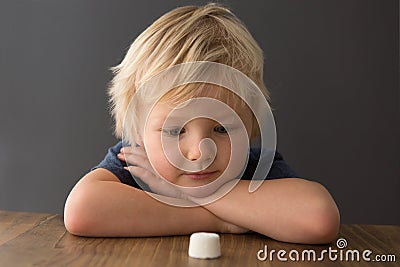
183, 170, 218, 180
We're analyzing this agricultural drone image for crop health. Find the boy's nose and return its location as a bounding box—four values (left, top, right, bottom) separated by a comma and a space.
186, 143, 203, 161
183, 133, 213, 162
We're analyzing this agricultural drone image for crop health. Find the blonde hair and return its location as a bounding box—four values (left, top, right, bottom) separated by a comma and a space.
108, 3, 269, 140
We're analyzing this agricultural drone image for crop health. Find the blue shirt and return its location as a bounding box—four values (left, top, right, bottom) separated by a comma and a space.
92, 141, 299, 189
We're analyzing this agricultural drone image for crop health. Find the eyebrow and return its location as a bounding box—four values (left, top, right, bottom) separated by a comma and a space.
150, 114, 244, 126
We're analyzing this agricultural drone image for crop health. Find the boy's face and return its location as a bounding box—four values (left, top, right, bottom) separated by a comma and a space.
143, 96, 253, 188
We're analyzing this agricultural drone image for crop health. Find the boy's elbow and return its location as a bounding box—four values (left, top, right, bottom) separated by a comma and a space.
64, 188, 98, 236
64, 208, 82, 236
307, 206, 340, 244
305, 183, 341, 244
64, 205, 89, 236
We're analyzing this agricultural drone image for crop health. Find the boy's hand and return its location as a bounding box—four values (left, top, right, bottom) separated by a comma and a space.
118, 146, 249, 234
118, 146, 187, 199
118, 146, 240, 202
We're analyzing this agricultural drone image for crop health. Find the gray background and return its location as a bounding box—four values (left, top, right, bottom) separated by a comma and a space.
0, 0, 398, 225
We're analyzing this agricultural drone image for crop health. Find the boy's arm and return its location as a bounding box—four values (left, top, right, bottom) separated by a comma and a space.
118, 146, 339, 244
201, 178, 340, 244
64, 168, 245, 237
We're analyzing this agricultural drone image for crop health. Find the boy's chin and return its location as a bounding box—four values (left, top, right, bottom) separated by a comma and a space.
180, 184, 219, 198
178, 177, 238, 199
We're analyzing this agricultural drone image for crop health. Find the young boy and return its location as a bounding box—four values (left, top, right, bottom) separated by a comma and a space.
64, 3, 340, 244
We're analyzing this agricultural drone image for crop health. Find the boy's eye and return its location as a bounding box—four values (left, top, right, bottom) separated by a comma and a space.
214, 125, 228, 134
162, 127, 185, 136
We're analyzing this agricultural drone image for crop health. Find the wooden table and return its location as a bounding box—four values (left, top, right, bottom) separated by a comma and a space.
0, 210, 398, 266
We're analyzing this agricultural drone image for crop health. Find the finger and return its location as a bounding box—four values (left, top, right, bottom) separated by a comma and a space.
121, 145, 146, 154
120, 147, 153, 170
117, 152, 126, 162
120, 146, 132, 154
118, 150, 146, 163
122, 151, 154, 171
130, 146, 148, 157
121, 153, 154, 171
120, 147, 148, 159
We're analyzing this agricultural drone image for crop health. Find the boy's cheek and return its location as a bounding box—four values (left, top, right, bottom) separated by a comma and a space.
147, 152, 177, 181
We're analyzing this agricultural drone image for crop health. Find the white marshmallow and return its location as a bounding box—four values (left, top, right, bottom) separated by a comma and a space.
188, 232, 221, 259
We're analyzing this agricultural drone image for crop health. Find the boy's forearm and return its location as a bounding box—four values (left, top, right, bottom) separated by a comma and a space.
202, 178, 340, 244
64, 180, 223, 237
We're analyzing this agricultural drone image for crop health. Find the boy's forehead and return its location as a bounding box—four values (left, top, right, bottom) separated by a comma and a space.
149, 96, 252, 125
159, 84, 249, 110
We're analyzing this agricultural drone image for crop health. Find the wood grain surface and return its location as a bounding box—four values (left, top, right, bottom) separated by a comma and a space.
0, 210, 398, 266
